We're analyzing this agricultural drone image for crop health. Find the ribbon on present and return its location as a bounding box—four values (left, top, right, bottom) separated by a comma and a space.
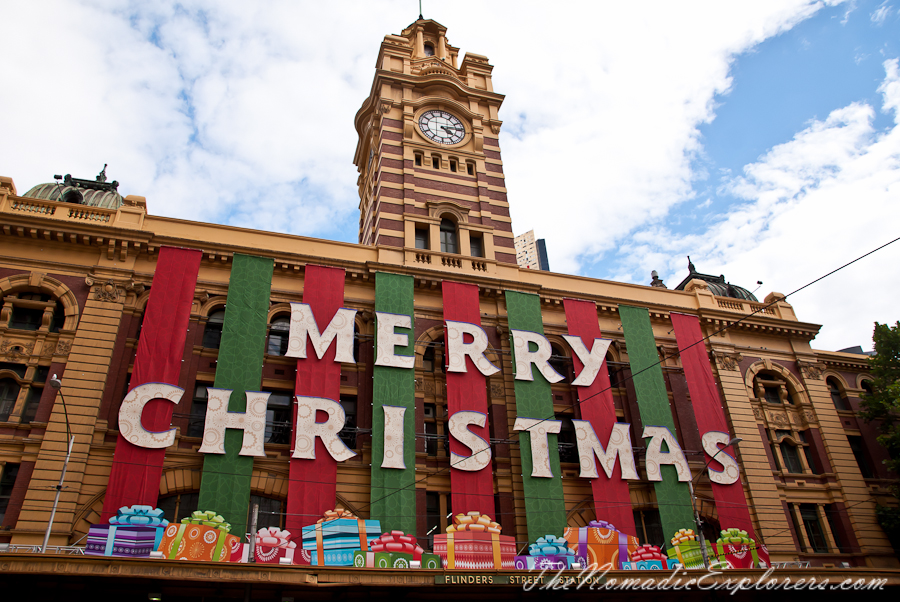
447, 511, 502, 533
109, 505, 169, 528
256, 527, 296, 549
630, 544, 666, 562
370, 531, 424, 559
104, 526, 118, 557
314, 509, 367, 567
528, 535, 574, 557
443, 511, 503, 569
181, 510, 232, 533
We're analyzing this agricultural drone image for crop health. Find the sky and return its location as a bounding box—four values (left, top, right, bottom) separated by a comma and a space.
1, 0, 898, 352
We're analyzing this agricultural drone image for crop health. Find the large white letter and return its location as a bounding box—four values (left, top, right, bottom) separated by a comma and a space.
374, 312, 415, 369
512, 330, 564, 383
445, 321, 500, 376
286, 302, 357, 363
198, 389, 268, 457
292, 396, 356, 462
702, 431, 741, 485
562, 335, 612, 387
381, 405, 407, 469
118, 383, 184, 449
571, 420, 639, 480
448, 411, 492, 471
513, 417, 563, 478
642, 426, 691, 482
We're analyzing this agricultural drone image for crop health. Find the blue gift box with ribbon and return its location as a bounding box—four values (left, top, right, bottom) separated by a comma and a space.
85, 505, 169, 557
514, 534, 577, 570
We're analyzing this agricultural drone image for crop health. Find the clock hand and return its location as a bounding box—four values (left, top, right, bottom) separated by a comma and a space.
441, 125, 461, 134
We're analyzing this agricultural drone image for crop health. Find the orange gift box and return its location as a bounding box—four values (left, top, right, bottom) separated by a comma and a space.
562, 522, 639, 570
158, 522, 239, 562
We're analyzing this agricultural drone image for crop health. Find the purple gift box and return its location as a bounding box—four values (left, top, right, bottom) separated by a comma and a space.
85, 524, 159, 557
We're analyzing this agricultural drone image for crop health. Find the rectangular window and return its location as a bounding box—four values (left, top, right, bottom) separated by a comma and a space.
798, 430, 819, 474
0, 380, 21, 422
780, 441, 804, 474
470, 235, 483, 258
450, 160, 457, 172
824, 504, 847, 553
432, 156, 440, 169
415, 228, 429, 250
20, 387, 42, 424
467, 163, 474, 176
425, 420, 438, 456
800, 504, 829, 553
415, 154, 422, 167
188, 385, 208, 438
9, 306, 44, 331
248, 494, 283, 531
764, 386, 781, 405
632, 509, 665, 549
339, 395, 357, 449
789, 504, 807, 552
556, 416, 578, 463
264, 391, 293, 445
847, 435, 874, 478
426, 491, 441, 549
0, 463, 20, 523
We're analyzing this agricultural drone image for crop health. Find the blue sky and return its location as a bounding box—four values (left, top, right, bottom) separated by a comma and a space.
2, 0, 899, 351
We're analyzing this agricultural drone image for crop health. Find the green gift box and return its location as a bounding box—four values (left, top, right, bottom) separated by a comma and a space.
420, 553, 441, 569
373, 551, 413, 568
666, 540, 704, 569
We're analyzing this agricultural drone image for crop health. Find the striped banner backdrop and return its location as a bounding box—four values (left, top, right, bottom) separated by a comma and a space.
101, 246, 202, 522
197, 253, 274, 537
506, 290, 567, 541
618, 305, 695, 543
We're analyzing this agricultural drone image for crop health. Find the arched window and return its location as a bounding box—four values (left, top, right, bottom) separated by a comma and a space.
0, 379, 21, 422
827, 377, 849, 410
202, 310, 225, 349
7, 293, 62, 332
423, 43, 435, 57
549, 344, 570, 382
753, 371, 796, 405
779, 437, 804, 474
267, 316, 291, 356
440, 218, 458, 254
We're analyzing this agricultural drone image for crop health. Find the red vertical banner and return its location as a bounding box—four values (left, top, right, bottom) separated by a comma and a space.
563, 299, 636, 533
442, 282, 494, 517
285, 265, 345, 533
101, 246, 202, 522
670, 313, 758, 539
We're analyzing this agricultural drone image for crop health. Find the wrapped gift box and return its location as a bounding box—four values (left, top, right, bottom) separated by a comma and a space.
300, 509, 381, 567
370, 530, 424, 560
353, 550, 442, 568
251, 527, 297, 564
420, 552, 441, 569
433, 512, 515, 569
622, 559, 682, 570
667, 541, 704, 569
562, 520, 639, 570
158, 511, 238, 562
712, 527, 763, 569
85, 505, 170, 557
514, 534, 576, 570
86, 524, 159, 557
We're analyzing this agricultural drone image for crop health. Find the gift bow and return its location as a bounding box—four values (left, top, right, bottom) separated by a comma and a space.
446, 511, 502, 534
370, 530, 425, 555
630, 544, 666, 562
529, 534, 574, 557
256, 527, 296, 549
671, 528, 696, 546
181, 510, 232, 533
109, 505, 169, 528
588, 520, 616, 531
317, 509, 357, 523
716, 527, 751, 546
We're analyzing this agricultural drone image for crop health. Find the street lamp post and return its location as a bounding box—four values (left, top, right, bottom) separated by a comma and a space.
689, 437, 742, 568
41, 374, 75, 554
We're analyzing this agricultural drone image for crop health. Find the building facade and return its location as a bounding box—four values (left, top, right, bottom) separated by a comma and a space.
514, 230, 549, 271
0, 18, 897, 579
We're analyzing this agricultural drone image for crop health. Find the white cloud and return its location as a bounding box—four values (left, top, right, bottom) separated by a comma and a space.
870, 1, 894, 24
621, 59, 900, 351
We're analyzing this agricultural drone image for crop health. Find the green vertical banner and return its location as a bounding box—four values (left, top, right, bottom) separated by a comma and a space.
618, 305, 695, 544
370, 272, 417, 534
198, 254, 274, 537
505, 291, 567, 541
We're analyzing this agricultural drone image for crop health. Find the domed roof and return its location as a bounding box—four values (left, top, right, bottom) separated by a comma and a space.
22, 166, 123, 209
674, 257, 758, 302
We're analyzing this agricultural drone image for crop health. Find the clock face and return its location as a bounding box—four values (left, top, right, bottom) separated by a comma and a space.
418, 110, 465, 145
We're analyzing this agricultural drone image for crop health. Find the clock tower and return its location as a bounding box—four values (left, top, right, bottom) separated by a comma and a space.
354, 19, 517, 269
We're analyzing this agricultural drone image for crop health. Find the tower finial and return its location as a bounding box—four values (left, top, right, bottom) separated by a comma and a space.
418, 0, 423, 20
687, 255, 696, 273
97, 164, 108, 183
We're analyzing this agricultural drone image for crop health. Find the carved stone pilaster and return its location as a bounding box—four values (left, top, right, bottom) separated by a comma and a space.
711, 350, 743, 371
797, 360, 825, 380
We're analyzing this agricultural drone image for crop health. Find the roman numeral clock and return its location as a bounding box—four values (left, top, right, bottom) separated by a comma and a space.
418, 110, 466, 145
